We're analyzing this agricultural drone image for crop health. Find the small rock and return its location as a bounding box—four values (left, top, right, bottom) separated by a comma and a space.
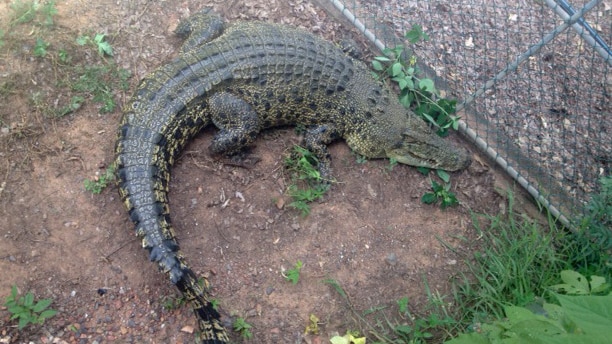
385, 253, 397, 266
180, 325, 194, 334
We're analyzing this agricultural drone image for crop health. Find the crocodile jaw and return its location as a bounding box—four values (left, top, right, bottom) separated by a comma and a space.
386, 127, 471, 172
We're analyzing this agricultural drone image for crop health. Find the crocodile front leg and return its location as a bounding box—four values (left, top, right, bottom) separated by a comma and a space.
208, 92, 261, 155
302, 124, 341, 182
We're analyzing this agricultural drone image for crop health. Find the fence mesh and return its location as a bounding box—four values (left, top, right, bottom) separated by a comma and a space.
318, 0, 611, 226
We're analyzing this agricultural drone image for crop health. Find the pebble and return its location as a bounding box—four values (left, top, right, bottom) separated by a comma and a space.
385, 253, 397, 266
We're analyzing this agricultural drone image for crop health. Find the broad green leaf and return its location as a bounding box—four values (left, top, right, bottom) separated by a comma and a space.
371, 60, 384, 71
18, 316, 30, 330
554, 293, 612, 335
33, 298, 52, 312
76, 36, 88, 45
9, 306, 25, 319
374, 56, 391, 62
419, 79, 436, 93
436, 170, 450, 183
421, 193, 437, 204
588, 275, 607, 293
561, 270, 589, 293
39, 309, 58, 320
444, 332, 491, 344
330, 336, 351, 344
391, 62, 402, 77
24, 293, 34, 307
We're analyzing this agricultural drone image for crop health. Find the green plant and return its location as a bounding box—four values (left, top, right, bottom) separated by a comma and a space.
371, 25, 460, 136
284, 146, 330, 216
161, 294, 187, 311
386, 157, 398, 171
571, 176, 612, 275
449, 193, 568, 325
421, 170, 459, 209
33, 37, 49, 57
57, 48, 70, 63
447, 271, 612, 343
390, 283, 456, 343
283, 260, 303, 285
84, 165, 115, 194
4, 285, 57, 330
233, 317, 253, 339
331, 330, 366, 344
70, 64, 130, 114
76, 33, 113, 57
9, 0, 57, 27
548, 270, 610, 295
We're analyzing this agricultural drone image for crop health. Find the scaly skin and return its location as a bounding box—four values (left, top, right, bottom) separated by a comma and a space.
115, 10, 470, 344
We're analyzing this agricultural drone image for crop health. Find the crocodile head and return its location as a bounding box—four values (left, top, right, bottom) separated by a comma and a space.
345, 109, 471, 172
385, 122, 472, 171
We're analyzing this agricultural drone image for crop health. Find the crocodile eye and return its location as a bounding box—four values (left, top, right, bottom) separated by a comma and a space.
402, 130, 417, 143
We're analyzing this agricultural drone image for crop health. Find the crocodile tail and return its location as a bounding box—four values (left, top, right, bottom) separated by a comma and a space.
175, 260, 230, 343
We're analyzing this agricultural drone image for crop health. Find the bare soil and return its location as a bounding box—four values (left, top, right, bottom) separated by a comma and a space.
0, 0, 541, 343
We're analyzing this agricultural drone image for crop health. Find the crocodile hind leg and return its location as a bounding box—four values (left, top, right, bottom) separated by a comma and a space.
208, 92, 261, 161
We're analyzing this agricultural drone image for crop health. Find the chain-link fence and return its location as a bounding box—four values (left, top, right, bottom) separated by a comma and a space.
317, 0, 611, 227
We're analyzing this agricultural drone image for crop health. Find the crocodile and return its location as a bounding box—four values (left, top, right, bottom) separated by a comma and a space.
115, 9, 470, 344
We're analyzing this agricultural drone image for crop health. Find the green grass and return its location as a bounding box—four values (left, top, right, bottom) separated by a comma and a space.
283, 260, 303, 285
233, 317, 253, 339
84, 165, 115, 194
2, 0, 131, 118
284, 145, 330, 216
8, 0, 57, 27
450, 196, 567, 324
321, 186, 611, 343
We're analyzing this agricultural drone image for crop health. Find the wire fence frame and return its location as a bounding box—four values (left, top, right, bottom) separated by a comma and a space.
320, 0, 611, 230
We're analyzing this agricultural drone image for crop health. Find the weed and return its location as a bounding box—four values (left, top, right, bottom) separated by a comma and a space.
421, 179, 458, 209
324, 277, 456, 344
283, 260, 303, 285
547, 270, 610, 295
76, 33, 113, 57
450, 193, 568, 324
70, 64, 131, 114
304, 313, 320, 335
33, 37, 49, 57
353, 152, 368, 164
57, 48, 70, 63
571, 176, 612, 274
161, 294, 186, 311
330, 330, 366, 344
448, 272, 612, 343
284, 145, 330, 216
210, 298, 219, 311
4, 285, 57, 330
9, 0, 57, 27
233, 317, 253, 339
371, 25, 460, 136
84, 165, 115, 194
386, 157, 398, 171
